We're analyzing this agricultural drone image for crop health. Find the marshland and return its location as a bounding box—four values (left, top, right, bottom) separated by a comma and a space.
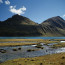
0, 38, 65, 65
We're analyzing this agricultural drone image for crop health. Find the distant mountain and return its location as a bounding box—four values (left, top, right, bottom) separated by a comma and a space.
42, 16, 65, 28
3, 14, 37, 25
0, 15, 65, 36
0, 15, 41, 36
40, 16, 65, 36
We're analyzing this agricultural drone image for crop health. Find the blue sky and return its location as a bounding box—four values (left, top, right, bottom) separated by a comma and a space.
0, 0, 65, 23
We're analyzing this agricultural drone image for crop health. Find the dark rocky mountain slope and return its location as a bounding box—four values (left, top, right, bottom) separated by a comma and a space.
40, 16, 65, 36
0, 15, 65, 36
0, 15, 41, 36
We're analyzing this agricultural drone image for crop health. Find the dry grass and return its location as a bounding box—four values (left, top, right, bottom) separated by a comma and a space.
53, 39, 65, 41
0, 39, 65, 65
0, 39, 44, 42
0, 42, 39, 46
52, 43, 65, 48
0, 39, 59, 46
1, 53, 65, 65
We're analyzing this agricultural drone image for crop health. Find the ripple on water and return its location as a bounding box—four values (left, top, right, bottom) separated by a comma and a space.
0, 44, 65, 62
55, 47, 65, 53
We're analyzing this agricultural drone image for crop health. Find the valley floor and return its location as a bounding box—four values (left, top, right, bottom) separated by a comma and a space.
0, 39, 65, 65
0, 39, 59, 46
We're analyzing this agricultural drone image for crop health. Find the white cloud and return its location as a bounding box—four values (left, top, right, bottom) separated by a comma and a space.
5, 0, 10, 5
9, 6, 26, 15
0, 0, 3, 3
63, 15, 65, 18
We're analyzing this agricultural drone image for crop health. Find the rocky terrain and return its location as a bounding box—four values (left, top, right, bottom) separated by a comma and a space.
0, 15, 65, 36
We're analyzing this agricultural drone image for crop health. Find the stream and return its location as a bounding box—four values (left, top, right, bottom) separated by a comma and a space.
0, 43, 65, 63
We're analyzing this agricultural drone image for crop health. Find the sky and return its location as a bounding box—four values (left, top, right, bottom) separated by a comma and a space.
0, 0, 65, 23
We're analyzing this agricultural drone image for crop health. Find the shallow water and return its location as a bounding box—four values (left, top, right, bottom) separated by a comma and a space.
47, 43, 58, 46
60, 41, 65, 43
0, 43, 65, 62
0, 41, 37, 43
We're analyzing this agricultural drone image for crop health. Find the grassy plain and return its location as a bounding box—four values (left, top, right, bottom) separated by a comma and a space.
0, 39, 59, 46
0, 39, 65, 65
0, 53, 65, 65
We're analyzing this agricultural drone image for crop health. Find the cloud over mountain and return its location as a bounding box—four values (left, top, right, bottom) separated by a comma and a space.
9, 6, 26, 15
63, 15, 65, 18
5, 0, 10, 5
0, 0, 3, 3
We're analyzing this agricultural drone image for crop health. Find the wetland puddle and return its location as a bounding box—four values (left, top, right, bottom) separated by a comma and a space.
0, 41, 37, 43
0, 43, 65, 63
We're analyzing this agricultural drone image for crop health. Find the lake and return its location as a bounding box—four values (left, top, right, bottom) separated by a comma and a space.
0, 37, 65, 39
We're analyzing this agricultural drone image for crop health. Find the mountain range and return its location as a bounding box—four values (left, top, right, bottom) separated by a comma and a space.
0, 14, 65, 36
